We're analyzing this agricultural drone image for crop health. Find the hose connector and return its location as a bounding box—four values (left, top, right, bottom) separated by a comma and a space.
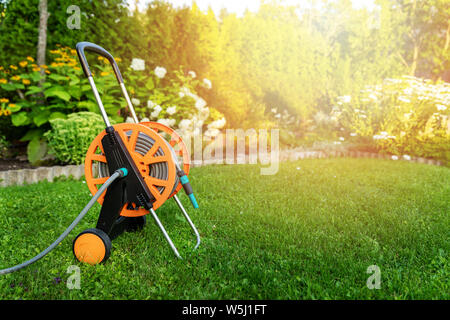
177, 170, 199, 209
118, 167, 128, 177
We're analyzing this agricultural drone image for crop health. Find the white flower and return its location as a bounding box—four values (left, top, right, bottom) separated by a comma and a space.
271, 108, 277, 113
398, 96, 410, 103
131, 98, 140, 106
166, 105, 177, 115
334, 141, 342, 145
179, 87, 196, 99
274, 113, 281, 119
368, 93, 377, 101
147, 100, 155, 109
188, 71, 196, 78
130, 58, 145, 71
180, 87, 190, 95
140, 117, 150, 122
339, 137, 345, 141
436, 104, 447, 111
403, 87, 413, 95
391, 155, 399, 160
350, 132, 357, 137
198, 106, 210, 121
150, 105, 162, 118
114, 18, 120, 23
191, 116, 204, 129
157, 118, 176, 127
178, 119, 192, 131
208, 117, 226, 130
373, 131, 396, 140
203, 78, 212, 89
341, 95, 351, 103
125, 116, 134, 123
154, 66, 167, 79
193, 127, 201, 135
195, 98, 207, 110
204, 128, 220, 137
403, 155, 411, 161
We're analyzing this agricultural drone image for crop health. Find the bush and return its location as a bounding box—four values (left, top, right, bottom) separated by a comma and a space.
122, 62, 225, 136
1, 45, 227, 163
331, 76, 450, 163
44, 112, 108, 165
0, 46, 124, 137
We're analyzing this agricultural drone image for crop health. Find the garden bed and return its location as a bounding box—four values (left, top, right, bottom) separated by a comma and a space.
0, 159, 36, 171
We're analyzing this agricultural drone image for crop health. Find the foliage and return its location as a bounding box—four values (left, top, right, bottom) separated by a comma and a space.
124, 62, 224, 134
44, 112, 107, 165
333, 76, 450, 163
1, 0, 449, 163
0, 134, 9, 159
385, 0, 450, 78
0, 46, 123, 163
0, 43, 225, 163
0, 0, 140, 68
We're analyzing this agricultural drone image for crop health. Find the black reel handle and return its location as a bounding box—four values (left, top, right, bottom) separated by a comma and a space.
76, 41, 124, 83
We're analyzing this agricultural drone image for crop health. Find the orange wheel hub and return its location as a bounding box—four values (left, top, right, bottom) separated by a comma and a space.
73, 232, 106, 265
84, 123, 177, 217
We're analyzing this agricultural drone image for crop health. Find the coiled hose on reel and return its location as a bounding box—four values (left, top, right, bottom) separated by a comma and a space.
97, 130, 180, 196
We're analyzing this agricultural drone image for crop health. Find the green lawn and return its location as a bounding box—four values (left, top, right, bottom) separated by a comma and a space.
0, 158, 448, 299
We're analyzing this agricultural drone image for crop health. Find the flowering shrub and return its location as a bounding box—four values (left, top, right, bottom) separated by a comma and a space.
123, 61, 225, 138
0, 46, 121, 138
0, 46, 227, 164
332, 76, 450, 163
0, 46, 128, 163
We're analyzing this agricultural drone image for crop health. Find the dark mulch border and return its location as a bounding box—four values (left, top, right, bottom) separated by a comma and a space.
0, 159, 37, 172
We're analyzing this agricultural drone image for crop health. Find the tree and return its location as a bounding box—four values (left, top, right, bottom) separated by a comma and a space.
386, 0, 450, 79
0, 0, 140, 66
37, 0, 48, 79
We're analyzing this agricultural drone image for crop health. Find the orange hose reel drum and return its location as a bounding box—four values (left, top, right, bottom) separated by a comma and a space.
140, 121, 190, 198
84, 123, 176, 217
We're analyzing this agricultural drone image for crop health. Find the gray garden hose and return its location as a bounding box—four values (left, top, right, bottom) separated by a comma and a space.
0, 168, 126, 275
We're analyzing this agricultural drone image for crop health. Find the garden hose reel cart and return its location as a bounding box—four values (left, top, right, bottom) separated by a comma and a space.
0, 42, 200, 275
72, 42, 200, 264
